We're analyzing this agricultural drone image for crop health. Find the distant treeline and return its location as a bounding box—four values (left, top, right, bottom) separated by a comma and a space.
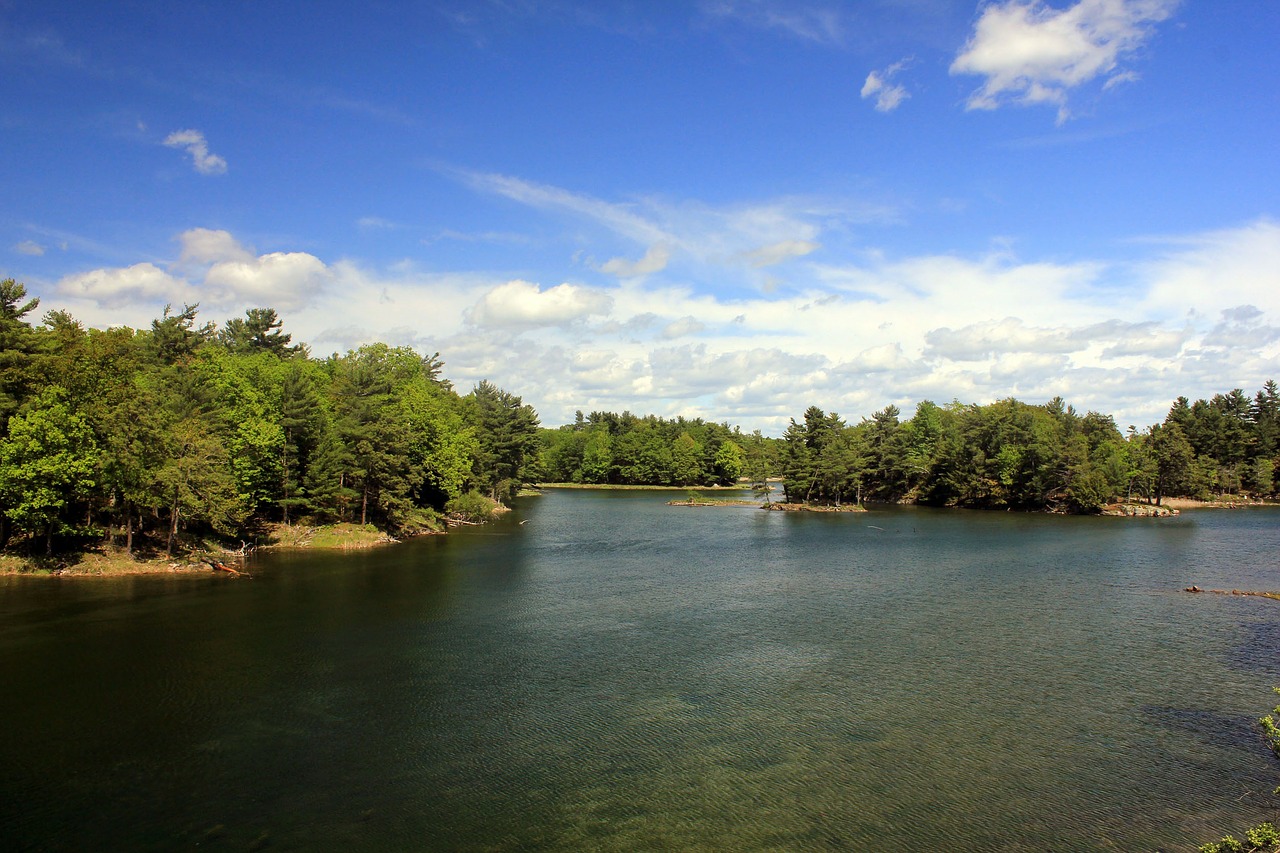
776, 386, 1280, 512
0, 279, 539, 556
538, 411, 772, 487
539, 387, 1280, 512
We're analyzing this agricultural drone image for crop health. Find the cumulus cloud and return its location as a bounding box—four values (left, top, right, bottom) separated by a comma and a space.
163, 129, 228, 175
1202, 305, 1280, 350
175, 228, 255, 269
861, 59, 912, 112
59, 263, 191, 308
925, 317, 1078, 360
950, 0, 1177, 122
202, 252, 330, 311
465, 280, 613, 329
38, 215, 1280, 438
13, 240, 45, 256
600, 243, 671, 278
57, 228, 328, 313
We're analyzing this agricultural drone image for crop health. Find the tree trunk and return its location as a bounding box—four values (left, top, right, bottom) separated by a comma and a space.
45, 525, 53, 557
361, 488, 368, 526
125, 510, 133, 555
167, 489, 180, 556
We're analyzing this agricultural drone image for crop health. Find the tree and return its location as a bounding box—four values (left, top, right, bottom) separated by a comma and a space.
743, 431, 774, 504
0, 387, 99, 554
671, 433, 703, 486
714, 440, 745, 485
1151, 423, 1194, 506
219, 307, 304, 357
278, 363, 322, 522
153, 418, 245, 555
467, 381, 540, 502
0, 278, 41, 430
581, 429, 612, 484
148, 304, 214, 364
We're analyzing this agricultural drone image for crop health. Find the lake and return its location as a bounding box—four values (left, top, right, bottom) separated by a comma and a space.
2, 490, 1279, 851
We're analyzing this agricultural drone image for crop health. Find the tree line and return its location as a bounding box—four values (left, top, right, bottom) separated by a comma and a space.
776, 385, 1280, 512
538, 411, 778, 488
0, 279, 539, 556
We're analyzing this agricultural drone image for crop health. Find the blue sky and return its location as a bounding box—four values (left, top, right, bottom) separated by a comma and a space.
3, 0, 1278, 433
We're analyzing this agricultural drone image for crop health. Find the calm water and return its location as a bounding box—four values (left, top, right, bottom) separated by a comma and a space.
2, 492, 1279, 852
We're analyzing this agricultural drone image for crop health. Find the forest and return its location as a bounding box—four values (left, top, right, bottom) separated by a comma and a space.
774, 389, 1279, 512
535, 389, 1279, 514
0, 279, 540, 558
537, 411, 769, 488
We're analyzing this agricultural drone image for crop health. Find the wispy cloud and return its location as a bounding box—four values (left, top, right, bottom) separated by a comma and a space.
861, 58, 913, 113
600, 244, 671, 278
452, 168, 877, 288
699, 1, 845, 45
950, 0, 1178, 123
13, 240, 46, 256
163, 129, 228, 175
0, 25, 84, 67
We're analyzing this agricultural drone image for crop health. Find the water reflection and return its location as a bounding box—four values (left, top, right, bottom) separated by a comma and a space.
1, 495, 1278, 851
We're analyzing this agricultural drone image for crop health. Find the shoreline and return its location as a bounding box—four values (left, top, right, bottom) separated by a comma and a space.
0, 522, 428, 577
534, 482, 749, 491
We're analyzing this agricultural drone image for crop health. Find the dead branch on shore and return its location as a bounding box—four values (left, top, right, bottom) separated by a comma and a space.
203, 557, 249, 578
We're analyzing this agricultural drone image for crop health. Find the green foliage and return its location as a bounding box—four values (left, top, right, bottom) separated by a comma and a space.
218, 307, 303, 357
1246, 824, 1279, 848
0, 386, 99, 552
467, 380, 540, 502
0, 282, 535, 556
537, 411, 760, 488
1262, 687, 1280, 759
714, 439, 745, 484
445, 490, 496, 523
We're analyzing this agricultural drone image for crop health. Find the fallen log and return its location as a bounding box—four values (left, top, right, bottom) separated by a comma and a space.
205, 558, 245, 577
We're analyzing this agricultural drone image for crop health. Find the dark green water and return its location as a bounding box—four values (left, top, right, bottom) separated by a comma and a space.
2, 492, 1279, 851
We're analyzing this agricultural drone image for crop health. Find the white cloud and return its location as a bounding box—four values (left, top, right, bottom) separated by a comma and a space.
861, 59, 913, 113
925, 317, 1078, 360
56, 229, 328, 313
465, 280, 613, 329
600, 243, 670, 278
163, 129, 228, 175
743, 239, 820, 268
176, 228, 255, 268
662, 316, 706, 339
1138, 219, 1280, 319
950, 0, 1177, 122
701, 1, 845, 45
38, 217, 1280, 437
459, 169, 672, 246
202, 252, 331, 311
14, 240, 45, 256
58, 262, 191, 308
454, 168, 876, 278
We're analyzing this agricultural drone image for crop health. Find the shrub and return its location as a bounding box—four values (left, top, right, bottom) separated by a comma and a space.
445, 491, 496, 523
